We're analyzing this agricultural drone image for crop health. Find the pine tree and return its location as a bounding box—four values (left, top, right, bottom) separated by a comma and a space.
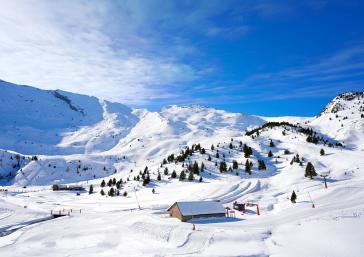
157, 172, 161, 181
164, 167, 169, 175
179, 170, 186, 181
269, 139, 275, 147
258, 160, 266, 170
201, 162, 205, 172
268, 150, 273, 157
107, 179, 112, 187
243, 144, 252, 158
305, 162, 317, 179
109, 187, 115, 196
171, 170, 177, 178
219, 161, 227, 173
211, 144, 215, 151
290, 190, 297, 203
100, 180, 105, 187
123, 191, 127, 197
229, 142, 233, 149
199, 176, 203, 182
208, 155, 212, 161
188, 170, 194, 181
232, 160, 238, 169
192, 161, 199, 175
245, 159, 251, 174
112, 178, 116, 185
89, 184, 93, 194
320, 148, 325, 156
216, 152, 219, 158
100, 189, 105, 196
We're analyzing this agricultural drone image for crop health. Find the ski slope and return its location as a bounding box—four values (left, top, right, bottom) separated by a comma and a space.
0, 81, 363, 256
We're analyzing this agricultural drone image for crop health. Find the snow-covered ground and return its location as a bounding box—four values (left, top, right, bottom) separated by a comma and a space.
0, 81, 363, 256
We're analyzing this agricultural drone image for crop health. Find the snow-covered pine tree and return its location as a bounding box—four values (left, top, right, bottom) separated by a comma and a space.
305, 162, 317, 179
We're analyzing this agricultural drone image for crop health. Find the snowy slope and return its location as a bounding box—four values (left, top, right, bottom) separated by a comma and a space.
310, 92, 364, 150
0, 80, 139, 155
0, 81, 363, 257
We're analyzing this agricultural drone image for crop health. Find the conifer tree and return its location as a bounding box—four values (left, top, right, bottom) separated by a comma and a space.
216, 152, 219, 158
245, 159, 252, 174
157, 172, 161, 181
320, 148, 325, 156
100, 180, 105, 187
208, 155, 212, 161
268, 150, 273, 157
199, 176, 203, 182
258, 160, 266, 170
219, 161, 227, 173
269, 139, 275, 147
192, 161, 199, 175
164, 167, 169, 175
109, 187, 115, 196
290, 190, 297, 203
211, 144, 215, 151
100, 189, 105, 196
232, 160, 238, 169
107, 179, 112, 187
171, 170, 177, 178
229, 142, 233, 149
89, 184, 93, 194
188, 170, 194, 181
305, 162, 317, 179
179, 170, 186, 181
201, 162, 205, 172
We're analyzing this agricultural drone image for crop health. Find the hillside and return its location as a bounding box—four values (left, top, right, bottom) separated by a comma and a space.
0, 81, 363, 257
0, 80, 139, 155
310, 92, 364, 150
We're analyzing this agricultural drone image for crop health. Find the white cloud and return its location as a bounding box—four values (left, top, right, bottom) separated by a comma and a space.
0, 0, 198, 104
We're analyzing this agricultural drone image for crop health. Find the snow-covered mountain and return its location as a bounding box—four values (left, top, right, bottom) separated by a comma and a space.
0, 80, 363, 257
0, 80, 139, 155
310, 92, 364, 150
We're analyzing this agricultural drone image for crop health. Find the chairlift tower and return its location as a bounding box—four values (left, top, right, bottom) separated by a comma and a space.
320, 171, 330, 189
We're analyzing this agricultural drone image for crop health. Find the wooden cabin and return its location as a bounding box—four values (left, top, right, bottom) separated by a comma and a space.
167, 201, 225, 222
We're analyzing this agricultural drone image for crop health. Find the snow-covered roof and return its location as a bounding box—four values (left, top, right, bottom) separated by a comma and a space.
168, 201, 225, 216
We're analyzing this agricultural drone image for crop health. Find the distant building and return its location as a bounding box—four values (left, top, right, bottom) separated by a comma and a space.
167, 201, 225, 222
52, 184, 84, 191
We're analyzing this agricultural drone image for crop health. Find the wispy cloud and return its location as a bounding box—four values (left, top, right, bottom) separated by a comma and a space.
233, 42, 364, 101
0, 0, 354, 108
0, 0, 201, 104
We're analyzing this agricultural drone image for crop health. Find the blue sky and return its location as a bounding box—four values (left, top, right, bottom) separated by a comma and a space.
0, 0, 363, 116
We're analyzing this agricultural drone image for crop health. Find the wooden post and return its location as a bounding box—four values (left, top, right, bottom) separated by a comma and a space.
256, 205, 260, 215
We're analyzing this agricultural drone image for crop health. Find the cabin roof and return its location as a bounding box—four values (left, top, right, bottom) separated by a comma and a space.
167, 201, 225, 216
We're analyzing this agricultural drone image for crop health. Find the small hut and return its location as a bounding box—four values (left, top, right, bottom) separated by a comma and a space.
167, 201, 225, 222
